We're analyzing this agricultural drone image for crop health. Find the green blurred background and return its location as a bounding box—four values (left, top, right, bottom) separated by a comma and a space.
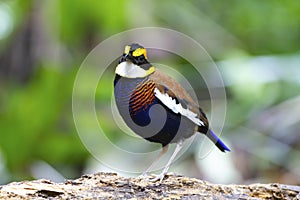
0, 0, 300, 185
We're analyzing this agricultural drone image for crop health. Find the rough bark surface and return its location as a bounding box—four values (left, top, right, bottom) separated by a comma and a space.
0, 172, 299, 199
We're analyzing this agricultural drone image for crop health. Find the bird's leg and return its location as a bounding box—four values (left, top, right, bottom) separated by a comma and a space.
151, 140, 183, 183
139, 145, 169, 178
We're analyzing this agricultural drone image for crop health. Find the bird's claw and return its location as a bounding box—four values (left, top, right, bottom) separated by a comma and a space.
137, 172, 149, 179
149, 172, 167, 183
137, 172, 166, 183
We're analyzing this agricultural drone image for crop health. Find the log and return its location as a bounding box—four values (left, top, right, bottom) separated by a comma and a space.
0, 172, 299, 199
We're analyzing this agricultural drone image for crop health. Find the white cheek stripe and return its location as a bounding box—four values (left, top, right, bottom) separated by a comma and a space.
115, 61, 147, 78
154, 88, 204, 126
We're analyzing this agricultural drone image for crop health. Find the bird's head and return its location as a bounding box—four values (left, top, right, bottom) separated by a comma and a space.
115, 43, 155, 78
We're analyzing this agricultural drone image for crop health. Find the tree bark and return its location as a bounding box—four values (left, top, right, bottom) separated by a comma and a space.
0, 172, 299, 199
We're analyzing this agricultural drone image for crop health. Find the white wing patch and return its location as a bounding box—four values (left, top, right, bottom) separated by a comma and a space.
154, 88, 204, 126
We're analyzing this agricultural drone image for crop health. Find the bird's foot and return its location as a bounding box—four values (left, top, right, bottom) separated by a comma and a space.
137, 171, 176, 183
137, 172, 149, 179
137, 172, 165, 183
148, 172, 167, 183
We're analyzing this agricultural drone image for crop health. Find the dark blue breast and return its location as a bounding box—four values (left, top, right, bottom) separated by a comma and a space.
114, 75, 195, 146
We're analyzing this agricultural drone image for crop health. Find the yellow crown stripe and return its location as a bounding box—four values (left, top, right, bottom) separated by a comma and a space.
124, 45, 131, 55
133, 48, 147, 59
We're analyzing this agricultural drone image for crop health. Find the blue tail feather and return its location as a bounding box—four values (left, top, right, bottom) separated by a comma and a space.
207, 130, 230, 152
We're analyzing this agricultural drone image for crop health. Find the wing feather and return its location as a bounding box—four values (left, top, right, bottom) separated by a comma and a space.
154, 86, 205, 126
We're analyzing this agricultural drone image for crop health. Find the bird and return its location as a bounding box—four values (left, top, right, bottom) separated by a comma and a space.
114, 43, 230, 182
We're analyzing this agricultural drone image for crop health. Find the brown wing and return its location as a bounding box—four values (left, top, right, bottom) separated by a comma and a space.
149, 69, 209, 128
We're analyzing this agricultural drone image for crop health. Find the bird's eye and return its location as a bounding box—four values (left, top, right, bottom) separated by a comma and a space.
138, 56, 144, 62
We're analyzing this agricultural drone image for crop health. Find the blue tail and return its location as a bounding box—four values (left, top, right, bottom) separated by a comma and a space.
206, 130, 230, 152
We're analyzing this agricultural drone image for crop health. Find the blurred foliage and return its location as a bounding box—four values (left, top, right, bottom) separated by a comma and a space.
0, 66, 88, 180
0, 0, 299, 185
198, 0, 300, 54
